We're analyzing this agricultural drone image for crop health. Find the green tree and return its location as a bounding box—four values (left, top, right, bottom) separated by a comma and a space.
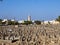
0, 19, 2, 21
2, 21, 6, 25
56, 16, 60, 22
23, 21, 32, 25
8, 20, 19, 25
15, 21, 19, 25
34, 20, 41, 25
0, 19, 2, 25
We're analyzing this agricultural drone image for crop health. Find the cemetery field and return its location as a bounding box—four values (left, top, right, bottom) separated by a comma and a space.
0, 24, 60, 45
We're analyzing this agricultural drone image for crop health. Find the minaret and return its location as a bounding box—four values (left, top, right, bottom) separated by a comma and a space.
28, 16, 31, 21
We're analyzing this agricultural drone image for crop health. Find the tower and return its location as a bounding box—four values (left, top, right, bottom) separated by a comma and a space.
28, 16, 31, 21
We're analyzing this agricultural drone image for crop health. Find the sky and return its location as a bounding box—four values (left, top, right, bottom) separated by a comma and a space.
0, 0, 60, 21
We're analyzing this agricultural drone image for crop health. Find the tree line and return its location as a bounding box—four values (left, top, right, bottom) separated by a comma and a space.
0, 19, 41, 25
0, 16, 60, 25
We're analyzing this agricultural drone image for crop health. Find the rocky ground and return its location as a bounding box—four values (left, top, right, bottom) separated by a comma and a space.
0, 24, 60, 45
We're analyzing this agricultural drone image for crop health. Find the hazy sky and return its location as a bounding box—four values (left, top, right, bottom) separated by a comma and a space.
0, 0, 60, 21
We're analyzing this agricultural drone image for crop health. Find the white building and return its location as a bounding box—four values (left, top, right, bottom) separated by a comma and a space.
43, 21, 49, 24
2, 19, 8, 22
11, 19, 15, 21
18, 20, 24, 23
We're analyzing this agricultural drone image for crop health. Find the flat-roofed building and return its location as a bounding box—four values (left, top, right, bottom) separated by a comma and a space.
49, 20, 59, 24
18, 20, 24, 23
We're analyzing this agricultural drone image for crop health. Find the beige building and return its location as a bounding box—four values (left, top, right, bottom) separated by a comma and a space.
43, 20, 60, 24
49, 20, 59, 24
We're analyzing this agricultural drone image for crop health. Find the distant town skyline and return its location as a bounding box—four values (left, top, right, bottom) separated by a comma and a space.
0, 0, 60, 21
